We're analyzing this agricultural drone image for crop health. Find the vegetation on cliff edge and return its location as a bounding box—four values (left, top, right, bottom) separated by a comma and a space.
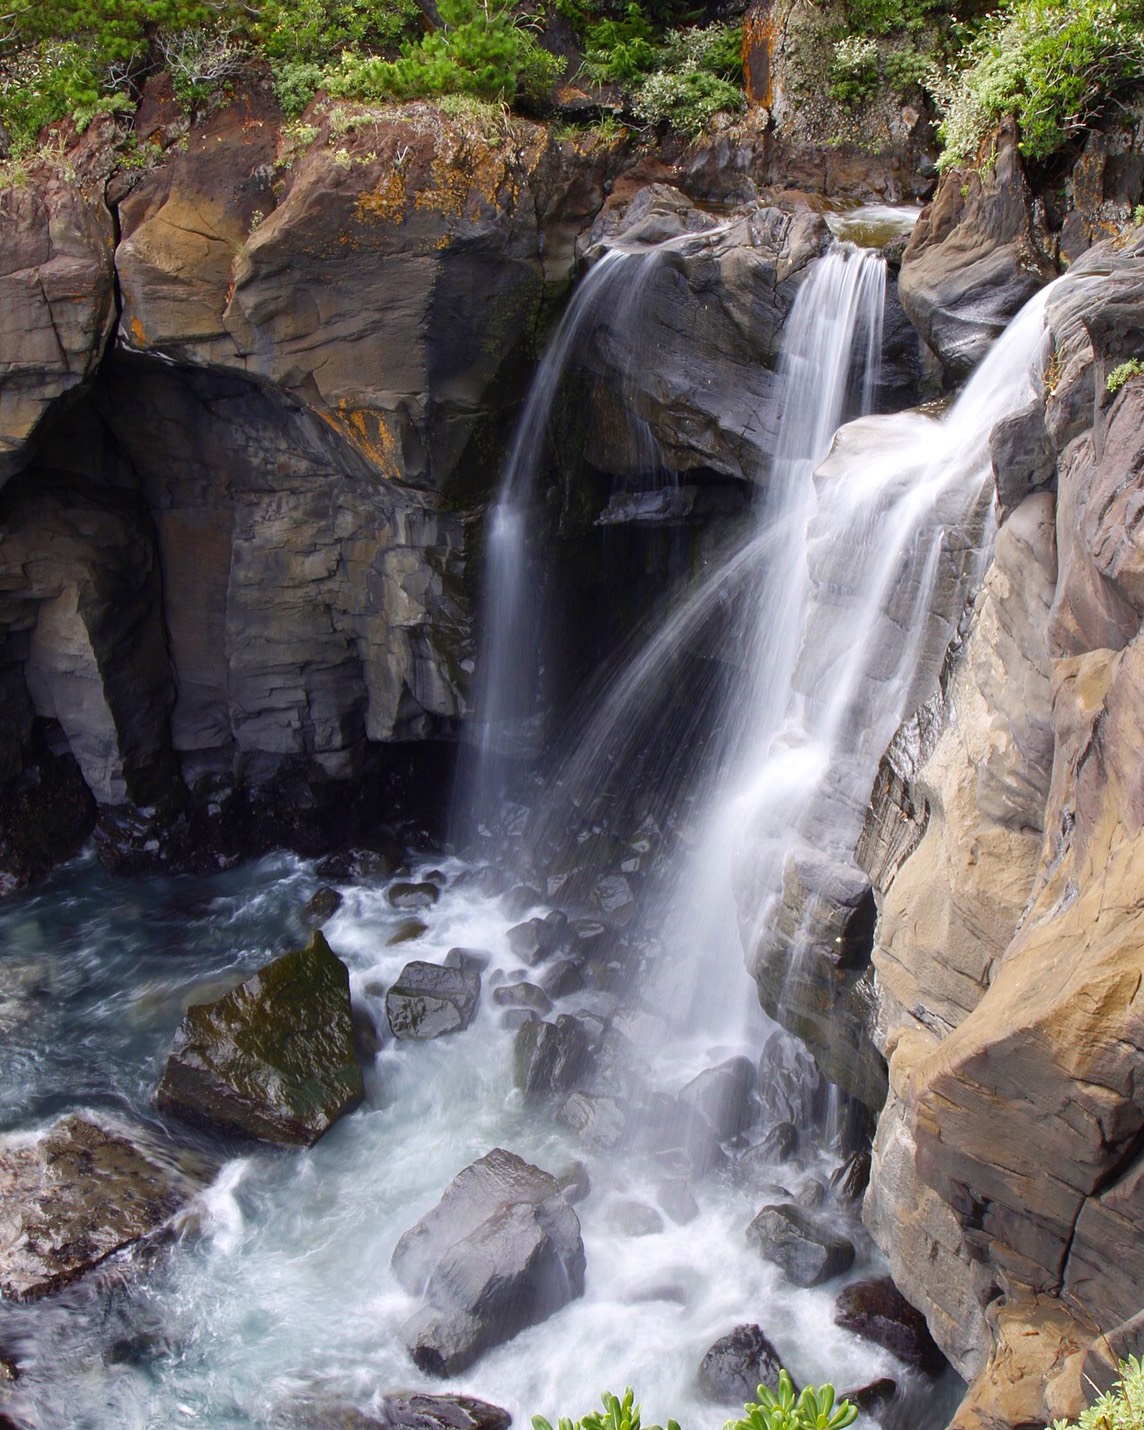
0, 0, 744, 155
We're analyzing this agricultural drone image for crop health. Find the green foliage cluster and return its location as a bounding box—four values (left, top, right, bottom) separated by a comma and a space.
1047, 1355, 1144, 1429
930, 0, 1144, 167
576, 3, 743, 134
734, 1372, 858, 1430
1, 0, 237, 151
532, 1377, 858, 1430
533, 1387, 679, 1430
1107, 358, 1144, 394
314, 0, 562, 112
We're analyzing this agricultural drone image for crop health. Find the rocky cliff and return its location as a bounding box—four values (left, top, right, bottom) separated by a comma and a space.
0, 92, 629, 884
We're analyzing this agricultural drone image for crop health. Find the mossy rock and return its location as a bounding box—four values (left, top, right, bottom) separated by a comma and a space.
156, 932, 364, 1147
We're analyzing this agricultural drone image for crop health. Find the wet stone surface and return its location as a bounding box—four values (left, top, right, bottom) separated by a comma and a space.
0, 1114, 209, 1302
155, 931, 364, 1147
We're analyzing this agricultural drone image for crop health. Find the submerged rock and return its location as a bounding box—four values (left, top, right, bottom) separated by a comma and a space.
392, 1147, 585, 1376
386, 961, 481, 1040
678, 1057, 757, 1141
155, 931, 364, 1146
607, 1199, 664, 1237
557, 1092, 626, 1151
0, 1113, 207, 1301
305, 886, 343, 926
514, 1016, 595, 1099
282, 1391, 512, 1430
698, 1323, 789, 1404
388, 882, 440, 911
746, 1203, 855, 1287
834, 1276, 944, 1371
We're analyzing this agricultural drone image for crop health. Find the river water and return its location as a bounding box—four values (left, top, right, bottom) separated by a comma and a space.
0, 848, 939, 1429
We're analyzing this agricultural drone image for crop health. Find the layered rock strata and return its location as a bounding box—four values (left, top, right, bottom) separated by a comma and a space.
860, 233, 1144, 1426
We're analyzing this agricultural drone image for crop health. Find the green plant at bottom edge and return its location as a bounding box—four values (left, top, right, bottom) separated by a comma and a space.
531, 1376, 858, 1430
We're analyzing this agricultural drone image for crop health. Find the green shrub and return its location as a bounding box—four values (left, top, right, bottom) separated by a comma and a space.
633, 65, 744, 132
1047, 1354, 1144, 1429
931, 0, 1144, 168
533, 1388, 679, 1430
829, 34, 880, 104
1, 0, 246, 147
532, 1377, 858, 1430
731, 1372, 858, 1430
582, 4, 661, 85
256, 0, 421, 112
321, 0, 562, 106
1107, 358, 1144, 394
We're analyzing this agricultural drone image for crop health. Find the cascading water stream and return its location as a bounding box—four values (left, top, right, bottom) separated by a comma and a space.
519, 244, 890, 1054
452, 226, 727, 841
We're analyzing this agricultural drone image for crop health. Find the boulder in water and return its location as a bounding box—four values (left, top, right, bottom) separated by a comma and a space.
738, 1122, 799, 1177
493, 981, 552, 1016
304, 886, 343, 926
444, 947, 491, 973
697, 1323, 790, 1404
514, 1016, 595, 1099
506, 913, 565, 966
678, 1057, 757, 1141
282, 1391, 511, 1430
0, 1113, 208, 1301
746, 1203, 855, 1287
156, 931, 363, 1146
839, 1379, 898, 1419
393, 1147, 585, 1375
388, 881, 440, 911
386, 961, 481, 1040
834, 1276, 945, 1371
557, 1092, 626, 1150
830, 1150, 871, 1203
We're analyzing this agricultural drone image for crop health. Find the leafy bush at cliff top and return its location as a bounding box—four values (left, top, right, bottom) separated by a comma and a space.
930, 0, 1144, 167
1047, 1354, 1144, 1429
315, 0, 562, 111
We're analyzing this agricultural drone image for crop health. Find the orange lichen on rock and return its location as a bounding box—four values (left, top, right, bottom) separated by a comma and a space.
355, 168, 408, 225
328, 402, 402, 477
742, 4, 775, 108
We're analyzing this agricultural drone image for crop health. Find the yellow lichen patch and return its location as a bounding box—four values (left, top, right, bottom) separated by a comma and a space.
329, 402, 402, 477
129, 315, 147, 347
355, 167, 408, 225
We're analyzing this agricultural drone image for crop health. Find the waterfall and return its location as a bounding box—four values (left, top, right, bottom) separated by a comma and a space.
451, 226, 727, 841
517, 246, 889, 1014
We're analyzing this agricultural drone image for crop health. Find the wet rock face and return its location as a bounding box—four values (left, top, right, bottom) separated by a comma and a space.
834, 1277, 944, 1371
746, 1203, 856, 1287
0, 1114, 207, 1301
115, 96, 615, 497
574, 189, 831, 491
697, 1323, 789, 1404
859, 235, 1144, 1426
282, 1391, 513, 1430
156, 931, 364, 1146
392, 1147, 585, 1375
386, 960, 482, 1039
898, 121, 1055, 378
514, 1015, 596, 1099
